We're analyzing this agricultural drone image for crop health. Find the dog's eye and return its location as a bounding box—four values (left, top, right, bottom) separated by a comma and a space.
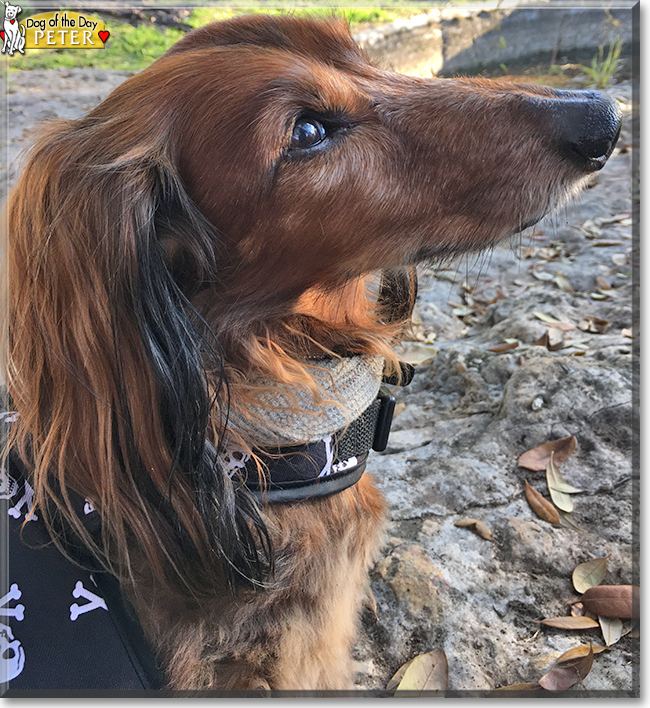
290, 118, 327, 150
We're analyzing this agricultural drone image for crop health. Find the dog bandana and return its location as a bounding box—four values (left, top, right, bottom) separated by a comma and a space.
0, 428, 164, 693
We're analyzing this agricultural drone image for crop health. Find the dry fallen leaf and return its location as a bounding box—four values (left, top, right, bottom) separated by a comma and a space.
547, 327, 565, 351
592, 240, 623, 247
554, 273, 575, 293
386, 658, 415, 692
546, 452, 580, 513
581, 585, 640, 619
546, 453, 582, 494
558, 510, 587, 533
571, 602, 585, 617
578, 316, 611, 334
393, 402, 406, 418
454, 518, 495, 541
572, 557, 609, 594
488, 341, 519, 352
536, 616, 599, 629
538, 644, 594, 691
555, 644, 606, 661
595, 276, 611, 290
534, 332, 549, 348
524, 481, 560, 525
622, 328, 633, 338
533, 311, 563, 325
395, 649, 448, 693
599, 616, 623, 646
518, 435, 578, 471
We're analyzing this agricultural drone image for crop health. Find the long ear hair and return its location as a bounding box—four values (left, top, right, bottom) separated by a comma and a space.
1, 112, 272, 596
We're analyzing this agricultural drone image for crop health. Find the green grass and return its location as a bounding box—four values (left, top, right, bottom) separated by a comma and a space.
7, 5, 422, 72
187, 6, 414, 28
580, 36, 623, 89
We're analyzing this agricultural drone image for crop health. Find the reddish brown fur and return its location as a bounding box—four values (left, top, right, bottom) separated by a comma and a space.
1, 15, 611, 690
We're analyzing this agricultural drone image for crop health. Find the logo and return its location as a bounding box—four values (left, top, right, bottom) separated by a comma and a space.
1, 2, 25, 56
1, 9, 109, 52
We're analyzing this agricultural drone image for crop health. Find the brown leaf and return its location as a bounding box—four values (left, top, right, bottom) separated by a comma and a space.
518, 435, 578, 471
578, 316, 611, 334
454, 518, 494, 541
488, 341, 519, 352
571, 602, 585, 617
536, 616, 599, 629
596, 276, 611, 290
592, 240, 623, 247
386, 658, 414, 692
581, 585, 640, 619
393, 402, 406, 418
572, 557, 609, 594
524, 481, 560, 525
555, 644, 606, 662
538, 644, 594, 691
558, 510, 586, 532
534, 331, 549, 348
599, 615, 623, 646
395, 649, 448, 693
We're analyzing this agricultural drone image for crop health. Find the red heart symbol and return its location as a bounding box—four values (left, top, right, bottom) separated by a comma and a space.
10, 19, 15, 24
98, 30, 109, 43
0, 30, 4, 40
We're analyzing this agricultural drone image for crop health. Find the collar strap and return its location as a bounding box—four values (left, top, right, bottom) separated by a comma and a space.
235, 362, 414, 504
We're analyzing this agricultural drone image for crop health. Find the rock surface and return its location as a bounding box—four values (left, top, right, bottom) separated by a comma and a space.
358, 80, 637, 694
3, 65, 637, 695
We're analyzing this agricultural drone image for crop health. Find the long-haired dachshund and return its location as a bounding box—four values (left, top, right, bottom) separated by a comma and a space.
1, 14, 621, 692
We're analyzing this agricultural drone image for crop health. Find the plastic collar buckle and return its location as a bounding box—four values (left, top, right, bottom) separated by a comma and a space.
372, 388, 396, 452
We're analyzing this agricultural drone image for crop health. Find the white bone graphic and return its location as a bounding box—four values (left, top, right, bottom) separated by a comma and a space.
224, 448, 251, 478
332, 455, 358, 473
0, 584, 24, 621
83, 499, 95, 515
7, 480, 37, 521
0, 411, 18, 423
318, 435, 335, 477
70, 580, 107, 621
0, 467, 18, 500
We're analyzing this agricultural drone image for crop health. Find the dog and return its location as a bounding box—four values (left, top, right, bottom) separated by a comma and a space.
1, 14, 621, 692
1, 1, 24, 56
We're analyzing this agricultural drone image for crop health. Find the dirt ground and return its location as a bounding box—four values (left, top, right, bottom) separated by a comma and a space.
3, 67, 638, 695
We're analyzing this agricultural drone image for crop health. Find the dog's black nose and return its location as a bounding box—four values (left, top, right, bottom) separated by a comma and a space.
551, 90, 622, 172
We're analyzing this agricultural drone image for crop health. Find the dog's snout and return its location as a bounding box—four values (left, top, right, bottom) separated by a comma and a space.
548, 90, 622, 172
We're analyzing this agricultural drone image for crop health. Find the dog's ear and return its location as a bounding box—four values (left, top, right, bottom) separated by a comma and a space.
2, 118, 271, 594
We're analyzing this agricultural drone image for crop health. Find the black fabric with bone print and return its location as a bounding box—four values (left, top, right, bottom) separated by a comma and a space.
0, 412, 163, 692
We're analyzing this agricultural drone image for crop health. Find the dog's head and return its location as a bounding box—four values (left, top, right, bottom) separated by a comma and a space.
4, 3, 21, 20
2, 15, 621, 594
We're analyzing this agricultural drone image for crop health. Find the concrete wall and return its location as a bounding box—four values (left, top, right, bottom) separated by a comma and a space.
354, 3, 635, 77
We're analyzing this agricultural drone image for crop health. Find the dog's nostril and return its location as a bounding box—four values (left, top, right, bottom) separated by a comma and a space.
550, 91, 622, 172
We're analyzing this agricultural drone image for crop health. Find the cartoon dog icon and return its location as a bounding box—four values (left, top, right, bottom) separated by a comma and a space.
1, 2, 25, 56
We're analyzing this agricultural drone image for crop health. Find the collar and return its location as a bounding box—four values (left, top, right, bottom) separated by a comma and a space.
226, 361, 414, 504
